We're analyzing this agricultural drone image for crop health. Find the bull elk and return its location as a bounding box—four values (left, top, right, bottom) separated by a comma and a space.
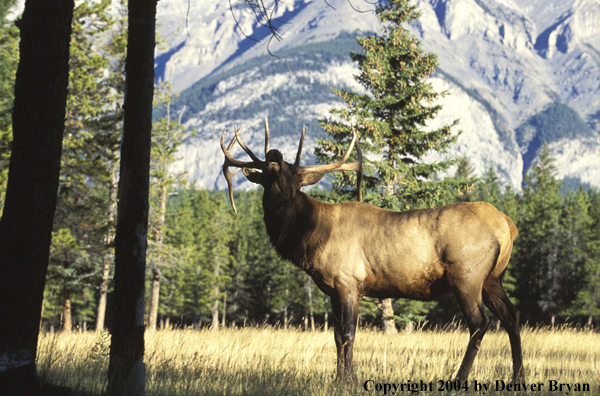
220, 120, 524, 382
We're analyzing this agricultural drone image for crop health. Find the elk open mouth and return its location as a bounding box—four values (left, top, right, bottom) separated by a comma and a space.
266, 150, 283, 169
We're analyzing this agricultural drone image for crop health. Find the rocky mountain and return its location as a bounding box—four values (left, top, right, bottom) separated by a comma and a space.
155, 0, 600, 192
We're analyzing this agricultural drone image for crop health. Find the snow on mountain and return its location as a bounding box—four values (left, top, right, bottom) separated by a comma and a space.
156, 0, 600, 191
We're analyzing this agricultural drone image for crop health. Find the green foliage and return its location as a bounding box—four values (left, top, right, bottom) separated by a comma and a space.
43, 0, 127, 329
89, 329, 111, 362
0, 0, 18, 213
392, 313, 427, 329
317, 0, 476, 211
516, 102, 595, 149
451, 157, 477, 202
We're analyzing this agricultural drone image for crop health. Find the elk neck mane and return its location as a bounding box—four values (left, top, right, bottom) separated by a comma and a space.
261, 189, 331, 274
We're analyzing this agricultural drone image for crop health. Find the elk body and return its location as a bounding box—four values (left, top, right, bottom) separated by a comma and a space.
221, 121, 524, 382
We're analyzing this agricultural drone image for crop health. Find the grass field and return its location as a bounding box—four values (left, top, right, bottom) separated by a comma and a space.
37, 325, 599, 395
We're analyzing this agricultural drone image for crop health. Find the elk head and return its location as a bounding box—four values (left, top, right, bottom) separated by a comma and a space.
220, 118, 363, 213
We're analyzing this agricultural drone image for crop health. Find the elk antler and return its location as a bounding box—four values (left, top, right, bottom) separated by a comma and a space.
295, 128, 363, 201
221, 126, 266, 213
264, 116, 270, 155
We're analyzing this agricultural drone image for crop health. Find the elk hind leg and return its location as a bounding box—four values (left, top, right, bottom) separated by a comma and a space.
455, 291, 490, 381
482, 277, 524, 382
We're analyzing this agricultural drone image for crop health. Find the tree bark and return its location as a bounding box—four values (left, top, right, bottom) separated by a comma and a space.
381, 298, 398, 335
106, 0, 157, 394
0, 0, 74, 393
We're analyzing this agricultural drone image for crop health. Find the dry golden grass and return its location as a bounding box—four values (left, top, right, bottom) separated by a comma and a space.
37, 325, 599, 395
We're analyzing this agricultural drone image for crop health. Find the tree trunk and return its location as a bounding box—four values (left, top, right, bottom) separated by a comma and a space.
211, 255, 220, 330
212, 298, 219, 330
107, 0, 157, 394
96, 159, 118, 332
148, 182, 167, 330
63, 288, 72, 333
324, 309, 328, 332
222, 292, 227, 328
148, 267, 160, 331
0, 0, 74, 393
96, 258, 111, 331
306, 277, 315, 331
381, 298, 398, 335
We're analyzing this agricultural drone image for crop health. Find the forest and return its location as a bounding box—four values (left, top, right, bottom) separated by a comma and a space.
1, 0, 599, 336
43, 171, 600, 333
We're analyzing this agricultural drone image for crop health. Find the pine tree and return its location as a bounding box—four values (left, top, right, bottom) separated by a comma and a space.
452, 157, 476, 202
49, 0, 116, 331
512, 145, 564, 324
95, 0, 127, 332
163, 189, 214, 327
562, 187, 599, 326
476, 164, 502, 207
0, 0, 74, 389
317, 0, 475, 332
146, 81, 190, 330
560, 186, 593, 315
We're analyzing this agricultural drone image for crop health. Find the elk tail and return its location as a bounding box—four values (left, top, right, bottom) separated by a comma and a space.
502, 213, 518, 241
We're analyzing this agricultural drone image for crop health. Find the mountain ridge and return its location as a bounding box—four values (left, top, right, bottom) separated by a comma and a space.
155, 0, 599, 192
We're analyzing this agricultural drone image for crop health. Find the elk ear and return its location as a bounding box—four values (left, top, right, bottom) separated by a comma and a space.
242, 168, 264, 185
299, 172, 324, 187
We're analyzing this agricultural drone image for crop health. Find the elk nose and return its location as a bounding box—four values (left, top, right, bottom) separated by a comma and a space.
266, 150, 283, 165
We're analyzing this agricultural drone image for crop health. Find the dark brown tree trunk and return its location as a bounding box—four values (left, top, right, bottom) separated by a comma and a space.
106, 0, 157, 394
0, 0, 74, 393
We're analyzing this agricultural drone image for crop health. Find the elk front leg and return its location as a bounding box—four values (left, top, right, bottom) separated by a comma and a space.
331, 292, 359, 380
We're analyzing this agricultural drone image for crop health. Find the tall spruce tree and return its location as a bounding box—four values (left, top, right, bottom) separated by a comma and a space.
512, 145, 563, 324
317, 0, 475, 333
571, 188, 600, 328
146, 82, 189, 330
95, 0, 127, 332
50, 0, 115, 332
